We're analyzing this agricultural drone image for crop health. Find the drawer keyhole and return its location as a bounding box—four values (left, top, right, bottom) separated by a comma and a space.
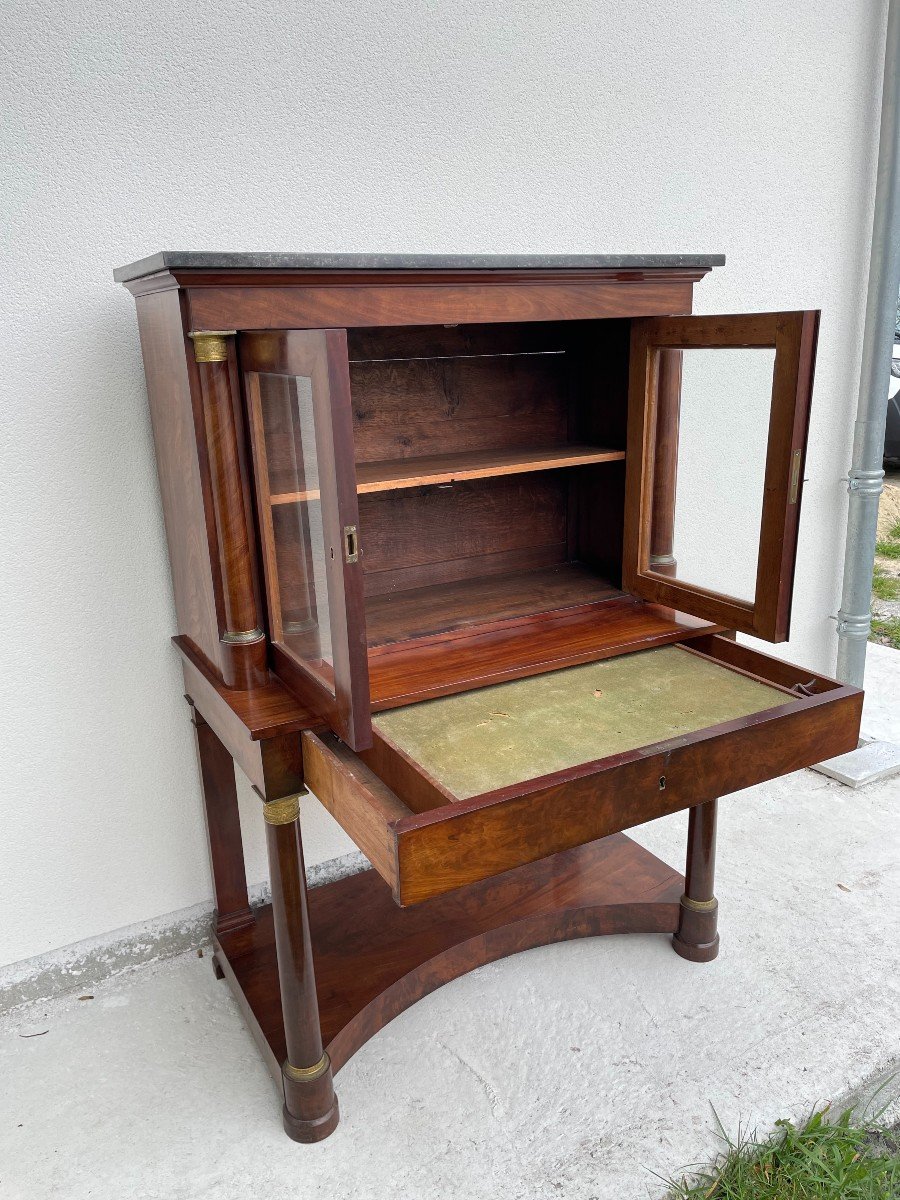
659, 775, 666, 791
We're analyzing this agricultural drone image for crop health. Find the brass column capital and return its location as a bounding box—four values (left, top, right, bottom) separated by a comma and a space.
189, 330, 236, 363
263, 794, 304, 826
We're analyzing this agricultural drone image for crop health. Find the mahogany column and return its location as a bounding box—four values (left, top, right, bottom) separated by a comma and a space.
263, 794, 340, 1142
190, 330, 267, 690
672, 798, 720, 962
189, 703, 255, 943
650, 348, 682, 577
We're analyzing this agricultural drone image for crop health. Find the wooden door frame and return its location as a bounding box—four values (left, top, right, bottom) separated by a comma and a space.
242, 329, 373, 750
622, 311, 819, 641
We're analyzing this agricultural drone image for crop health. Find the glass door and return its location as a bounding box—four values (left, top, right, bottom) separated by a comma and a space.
242, 329, 371, 749
623, 311, 819, 641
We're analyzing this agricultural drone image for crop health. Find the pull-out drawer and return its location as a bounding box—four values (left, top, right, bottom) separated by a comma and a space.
302, 636, 861, 906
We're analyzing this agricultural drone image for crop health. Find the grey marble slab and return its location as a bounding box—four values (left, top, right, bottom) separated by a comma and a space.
113, 250, 725, 283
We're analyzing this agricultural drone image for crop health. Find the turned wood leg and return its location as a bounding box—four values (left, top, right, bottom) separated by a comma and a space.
264, 794, 339, 1143
190, 703, 256, 941
672, 798, 720, 962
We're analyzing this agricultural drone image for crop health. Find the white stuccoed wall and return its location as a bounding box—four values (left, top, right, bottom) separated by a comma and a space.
0, 0, 886, 968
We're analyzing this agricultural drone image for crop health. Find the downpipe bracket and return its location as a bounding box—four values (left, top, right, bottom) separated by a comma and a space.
835, 611, 872, 639
842, 467, 885, 495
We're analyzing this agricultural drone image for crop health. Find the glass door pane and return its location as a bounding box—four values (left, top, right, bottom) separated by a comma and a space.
260, 373, 335, 680
660, 346, 775, 602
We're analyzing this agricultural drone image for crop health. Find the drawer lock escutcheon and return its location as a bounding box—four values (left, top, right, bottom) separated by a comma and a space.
344, 525, 359, 564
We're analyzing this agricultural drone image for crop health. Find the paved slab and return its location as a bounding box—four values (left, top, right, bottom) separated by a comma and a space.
814, 737, 900, 787
2, 653, 898, 1199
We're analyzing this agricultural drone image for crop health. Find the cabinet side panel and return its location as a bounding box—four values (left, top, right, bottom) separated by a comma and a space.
136, 289, 224, 672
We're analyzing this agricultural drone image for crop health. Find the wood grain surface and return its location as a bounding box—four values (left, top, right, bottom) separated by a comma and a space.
214, 834, 683, 1076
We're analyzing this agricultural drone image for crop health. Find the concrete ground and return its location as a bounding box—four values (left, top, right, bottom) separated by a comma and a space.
2, 648, 898, 1200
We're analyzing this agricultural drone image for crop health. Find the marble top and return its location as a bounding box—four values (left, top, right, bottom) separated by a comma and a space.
113, 251, 725, 283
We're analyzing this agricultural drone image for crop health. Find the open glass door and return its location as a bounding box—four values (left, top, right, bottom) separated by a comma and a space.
623, 311, 819, 641
242, 329, 372, 749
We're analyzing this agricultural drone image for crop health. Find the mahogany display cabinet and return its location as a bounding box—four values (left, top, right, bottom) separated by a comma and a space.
115, 252, 862, 1142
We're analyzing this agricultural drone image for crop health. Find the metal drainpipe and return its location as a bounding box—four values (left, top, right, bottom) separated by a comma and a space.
836, 0, 900, 687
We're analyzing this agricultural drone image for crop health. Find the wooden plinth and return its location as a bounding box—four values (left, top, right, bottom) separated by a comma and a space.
214, 833, 682, 1085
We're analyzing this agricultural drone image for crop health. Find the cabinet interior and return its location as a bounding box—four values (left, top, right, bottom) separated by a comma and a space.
345, 320, 631, 651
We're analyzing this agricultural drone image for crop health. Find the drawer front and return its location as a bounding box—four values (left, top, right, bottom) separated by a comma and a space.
303, 638, 862, 906
393, 686, 859, 903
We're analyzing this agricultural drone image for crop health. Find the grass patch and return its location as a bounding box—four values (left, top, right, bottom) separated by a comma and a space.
887, 519, 900, 541
872, 617, 900, 649
872, 567, 900, 602
665, 1107, 900, 1199
876, 538, 900, 559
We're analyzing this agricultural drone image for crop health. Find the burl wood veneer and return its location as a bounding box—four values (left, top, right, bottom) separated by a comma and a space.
117, 252, 862, 1142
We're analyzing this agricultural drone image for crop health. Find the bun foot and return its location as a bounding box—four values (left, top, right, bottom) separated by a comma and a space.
281, 1055, 340, 1142
672, 931, 720, 962
282, 1094, 340, 1143
672, 894, 719, 963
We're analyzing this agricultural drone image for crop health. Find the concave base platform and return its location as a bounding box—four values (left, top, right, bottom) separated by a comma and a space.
214, 833, 683, 1083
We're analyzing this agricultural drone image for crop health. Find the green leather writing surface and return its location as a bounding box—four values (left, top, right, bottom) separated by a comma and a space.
373, 646, 787, 800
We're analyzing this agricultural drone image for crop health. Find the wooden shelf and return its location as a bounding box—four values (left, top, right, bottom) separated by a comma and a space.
269, 444, 625, 505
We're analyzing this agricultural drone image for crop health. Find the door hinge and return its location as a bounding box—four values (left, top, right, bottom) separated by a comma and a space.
343, 525, 359, 564
788, 448, 802, 505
